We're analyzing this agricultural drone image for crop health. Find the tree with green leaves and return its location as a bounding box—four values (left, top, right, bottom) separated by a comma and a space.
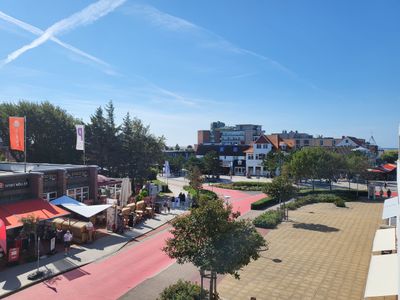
185, 155, 204, 172
163, 197, 266, 300
203, 151, 221, 178
167, 155, 185, 176
263, 151, 288, 177
345, 151, 370, 191
380, 150, 398, 164
186, 166, 203, 204
0, 101, 81, 164
119, 113, 165, 185
263, 175, 296, 219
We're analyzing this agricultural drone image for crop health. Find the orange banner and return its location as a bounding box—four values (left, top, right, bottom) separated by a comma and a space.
9, 117, 25, 151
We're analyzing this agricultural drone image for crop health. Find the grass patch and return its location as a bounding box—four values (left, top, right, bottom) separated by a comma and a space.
183, 186, 218, 200
253, 209, 284, 229
152, 179, 171, 193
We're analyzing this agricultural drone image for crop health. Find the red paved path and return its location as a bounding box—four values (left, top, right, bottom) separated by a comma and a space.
7, 188, 265, 300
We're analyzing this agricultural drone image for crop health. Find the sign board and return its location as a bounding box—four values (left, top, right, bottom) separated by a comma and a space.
8, 247, 20, 262
0, 180, 29, 191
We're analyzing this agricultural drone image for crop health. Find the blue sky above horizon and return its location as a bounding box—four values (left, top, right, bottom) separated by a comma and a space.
0, 0, 399, 147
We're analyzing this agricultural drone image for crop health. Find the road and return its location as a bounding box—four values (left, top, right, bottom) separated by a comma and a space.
7, 187, 265, 300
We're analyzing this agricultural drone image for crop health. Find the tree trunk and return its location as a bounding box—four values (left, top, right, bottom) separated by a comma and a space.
200, 271, 204, 300
209, 270, 214, 300
329, 180, 332, 191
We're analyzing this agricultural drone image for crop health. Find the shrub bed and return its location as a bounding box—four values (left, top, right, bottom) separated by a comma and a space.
253, 209, 284, 229
250, 197, 279, 210
214, 181, 269, 191
287, 193, 346, 210
158, 279, 208, 300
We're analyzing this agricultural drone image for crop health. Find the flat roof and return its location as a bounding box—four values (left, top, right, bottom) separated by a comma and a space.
372, 228, 396, 254
364, 254, 398, 298
0, 162, 94, 173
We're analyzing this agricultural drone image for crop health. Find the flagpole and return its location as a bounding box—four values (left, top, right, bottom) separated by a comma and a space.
24, 116, 26, 173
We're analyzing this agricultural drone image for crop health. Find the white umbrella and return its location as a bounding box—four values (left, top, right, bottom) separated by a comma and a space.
120, 177, 132, 207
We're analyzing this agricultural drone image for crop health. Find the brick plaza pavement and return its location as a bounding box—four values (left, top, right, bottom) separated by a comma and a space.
218, 201, 383, 300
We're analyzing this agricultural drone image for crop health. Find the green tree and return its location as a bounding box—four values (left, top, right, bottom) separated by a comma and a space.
119, 113, 165, 185
381, 150, 398, 164
263, 176, 296, 219
286, 147, 344, 191
163, 197, 266, 300
0, 101, 80, 164
263, 151, 288, 177
345, 152, 370, 191
86, 106, 108, 170
203, 151, 221, 178
186, 166, 203, 204
185, 155, 204, 172
168, 155, 185, 175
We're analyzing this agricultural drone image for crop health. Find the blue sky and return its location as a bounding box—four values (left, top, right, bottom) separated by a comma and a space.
0, 0, 399, 147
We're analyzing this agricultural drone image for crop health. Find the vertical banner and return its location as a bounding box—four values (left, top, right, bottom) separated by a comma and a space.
75, 125, 85, 151
9, 117, 25, 151
165, 161, 170, 177
0, 219, 6, 255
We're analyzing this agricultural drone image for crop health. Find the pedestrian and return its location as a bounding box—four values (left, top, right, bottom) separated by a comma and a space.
163, 199, 168, 214
387, 188, 392, 198
56, 227, 63, 243
379, 188, 384, 199
175, 195, 180, 209
181, 193, 186, 209
63, 230, 73, 256
167, 197, 172, 213
384, 181, 387, 189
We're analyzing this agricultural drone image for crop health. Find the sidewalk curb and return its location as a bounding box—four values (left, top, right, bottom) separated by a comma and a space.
0, 213, 181, 299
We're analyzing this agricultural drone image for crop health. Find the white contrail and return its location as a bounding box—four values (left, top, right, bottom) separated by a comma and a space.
0, 11, 109, 67
0, 0, 125, 67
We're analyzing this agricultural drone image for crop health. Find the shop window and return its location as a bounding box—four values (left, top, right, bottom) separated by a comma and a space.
67, 186, 89, 202
42, 191, 57, 201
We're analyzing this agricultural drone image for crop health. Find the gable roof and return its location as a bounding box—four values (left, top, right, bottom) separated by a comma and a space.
254, 135, 270, 144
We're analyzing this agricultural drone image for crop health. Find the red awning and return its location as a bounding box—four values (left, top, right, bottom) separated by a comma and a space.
0, 199, 70, 230
382, 163, 397, 172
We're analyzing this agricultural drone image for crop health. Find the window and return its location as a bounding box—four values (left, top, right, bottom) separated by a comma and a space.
320, 140, 323, 146
262, 144, 268, 149
219, 146, 224, 152
67, 186, 89, 202
304, 140, 309, 145
296, 140, 300, 144
248, 154, 254, 160
256, 144, 261, 149
42, 191, 57, 201
345, 139, 349, 144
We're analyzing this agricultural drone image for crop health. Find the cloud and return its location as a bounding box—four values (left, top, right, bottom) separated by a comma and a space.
0, 0, 125, 67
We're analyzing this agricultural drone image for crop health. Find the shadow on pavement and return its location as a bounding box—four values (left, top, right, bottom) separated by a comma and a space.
292, 222, 340, 233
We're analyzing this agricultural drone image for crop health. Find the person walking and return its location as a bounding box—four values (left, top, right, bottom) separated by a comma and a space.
63, 230, 73, 256
167, 197, 172, 214
181, 193, 186, 209
163, 199, 168, 214
387, 188, 392, 198
384, 181, 387, 189
379, 188, 384, 199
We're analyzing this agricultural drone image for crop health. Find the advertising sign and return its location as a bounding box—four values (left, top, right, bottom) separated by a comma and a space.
8, 247, 20, 262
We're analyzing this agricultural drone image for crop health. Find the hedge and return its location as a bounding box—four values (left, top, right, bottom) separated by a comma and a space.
297, 188, 368, 200
214, 181, 269, 191
250, 197, 279, 210
286, 193, 346, 210
253, 209, 284, 229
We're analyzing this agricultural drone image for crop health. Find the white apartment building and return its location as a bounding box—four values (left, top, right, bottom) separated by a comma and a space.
245, 135, 273, 176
